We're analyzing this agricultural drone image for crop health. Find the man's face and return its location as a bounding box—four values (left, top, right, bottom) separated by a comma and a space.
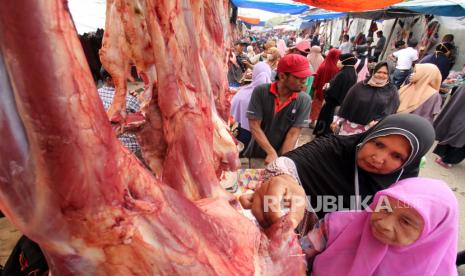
105, 76, 114, 87
282, 73, 307, 92
235, 44, 244, 53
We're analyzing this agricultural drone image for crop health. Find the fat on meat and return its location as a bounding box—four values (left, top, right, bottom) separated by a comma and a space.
100, 0, 240, 195
0, 0, 306, 275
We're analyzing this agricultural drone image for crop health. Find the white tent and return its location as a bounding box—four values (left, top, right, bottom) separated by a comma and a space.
68, 0, 106, 34
68, 0, 306, 34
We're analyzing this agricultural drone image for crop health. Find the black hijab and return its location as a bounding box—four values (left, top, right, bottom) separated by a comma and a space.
338, 62, 399, 125
284, 113, 435, 217
339, 53, 357, 66
434, 83, 465, 147
325, 54, 358, 105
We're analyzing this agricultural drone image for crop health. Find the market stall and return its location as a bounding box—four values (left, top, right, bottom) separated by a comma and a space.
1, 0, 464, 275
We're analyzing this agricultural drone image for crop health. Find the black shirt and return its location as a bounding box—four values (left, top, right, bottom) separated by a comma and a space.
244, 82, 311, 158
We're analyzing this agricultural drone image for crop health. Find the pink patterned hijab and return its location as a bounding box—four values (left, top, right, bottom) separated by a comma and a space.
313, 177, 458, 276
230, 62, 271, 131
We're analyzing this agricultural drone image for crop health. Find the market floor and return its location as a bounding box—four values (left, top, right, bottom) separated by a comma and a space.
1, 127, 464, 274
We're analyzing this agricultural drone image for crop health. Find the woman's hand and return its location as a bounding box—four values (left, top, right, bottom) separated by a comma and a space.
240, 174, 306, 228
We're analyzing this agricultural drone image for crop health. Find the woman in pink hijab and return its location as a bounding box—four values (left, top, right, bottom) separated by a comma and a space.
303, 177, 459, 275
230, 62, 272, 148
307, 46, 324, 73
277, 39, 287, 58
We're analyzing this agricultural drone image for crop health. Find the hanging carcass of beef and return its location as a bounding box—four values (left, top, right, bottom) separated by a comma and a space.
0, 0, 306, 275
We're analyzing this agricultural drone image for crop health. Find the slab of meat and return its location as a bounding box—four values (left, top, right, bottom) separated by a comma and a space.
0, 0, 305, 275
100, 0, 240, 198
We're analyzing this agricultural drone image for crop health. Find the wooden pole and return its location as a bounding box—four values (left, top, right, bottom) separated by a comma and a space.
329, 19, 333, 48
380, 18, 398, 61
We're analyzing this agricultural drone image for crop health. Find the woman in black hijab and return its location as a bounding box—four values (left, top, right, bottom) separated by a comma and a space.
313, 53, 358, 137
241, 114, 435, 232
420, 42, 455, 82
335, 62, 399, 136
433, 83, 465, 168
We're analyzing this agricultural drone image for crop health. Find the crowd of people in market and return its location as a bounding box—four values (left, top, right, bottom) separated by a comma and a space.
229, 29, 464, 168
229, 28, 465, 274
1, 23, 465, 276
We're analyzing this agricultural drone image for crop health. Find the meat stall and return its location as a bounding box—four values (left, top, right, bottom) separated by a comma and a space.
0, 0, 306, 275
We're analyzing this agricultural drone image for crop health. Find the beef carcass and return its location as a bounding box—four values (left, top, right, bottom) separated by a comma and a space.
100, 0, 240, 194
0, 0, 305, 275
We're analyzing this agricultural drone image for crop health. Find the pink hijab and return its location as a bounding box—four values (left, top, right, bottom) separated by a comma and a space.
230, 62, 271, 131
277, 39, 287, 58
307, 46, 324, 71
356, 58, 370, 82
313, 177, 458, 276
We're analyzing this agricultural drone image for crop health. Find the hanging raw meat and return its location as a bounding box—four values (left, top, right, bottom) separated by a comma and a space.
0, 0, 305, 275
100, 0, 240, 198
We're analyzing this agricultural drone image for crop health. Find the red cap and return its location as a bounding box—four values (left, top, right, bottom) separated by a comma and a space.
277, 54, 313, 78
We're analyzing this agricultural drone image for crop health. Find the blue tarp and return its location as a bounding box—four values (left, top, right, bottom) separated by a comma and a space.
393, 0, 465, 17
300, 20, 316, 29
301, 12, 348, 20
231, 0, 310, 15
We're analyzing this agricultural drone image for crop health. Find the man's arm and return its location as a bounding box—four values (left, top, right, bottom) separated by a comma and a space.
243, 59, 254, 70
388, 53, 397, 62
411, 51, 419, 66
388, 50, 398, 62
249, 118, 278, 164
280, 127, 302, 154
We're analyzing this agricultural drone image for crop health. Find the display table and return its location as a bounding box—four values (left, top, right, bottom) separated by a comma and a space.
220, 168, 264, 194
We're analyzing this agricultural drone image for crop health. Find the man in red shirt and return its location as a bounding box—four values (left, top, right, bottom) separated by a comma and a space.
244, 54, 312, 165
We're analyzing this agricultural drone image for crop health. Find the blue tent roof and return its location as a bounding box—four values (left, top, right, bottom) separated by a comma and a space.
300, 20, 316, 29
301, 12, 348, 20
231, 0, 310, 15
393, 0, 465, 17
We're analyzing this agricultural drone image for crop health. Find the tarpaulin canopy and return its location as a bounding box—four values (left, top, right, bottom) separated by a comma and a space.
393, 0, 465, 17
241, 19, 266, 26
238, 15, 261, 24
231, 0, 309, 14
293, 0, 402, 12
300, 20, 316, 29
349, 8, 420, 20
301, 11, 347, 20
